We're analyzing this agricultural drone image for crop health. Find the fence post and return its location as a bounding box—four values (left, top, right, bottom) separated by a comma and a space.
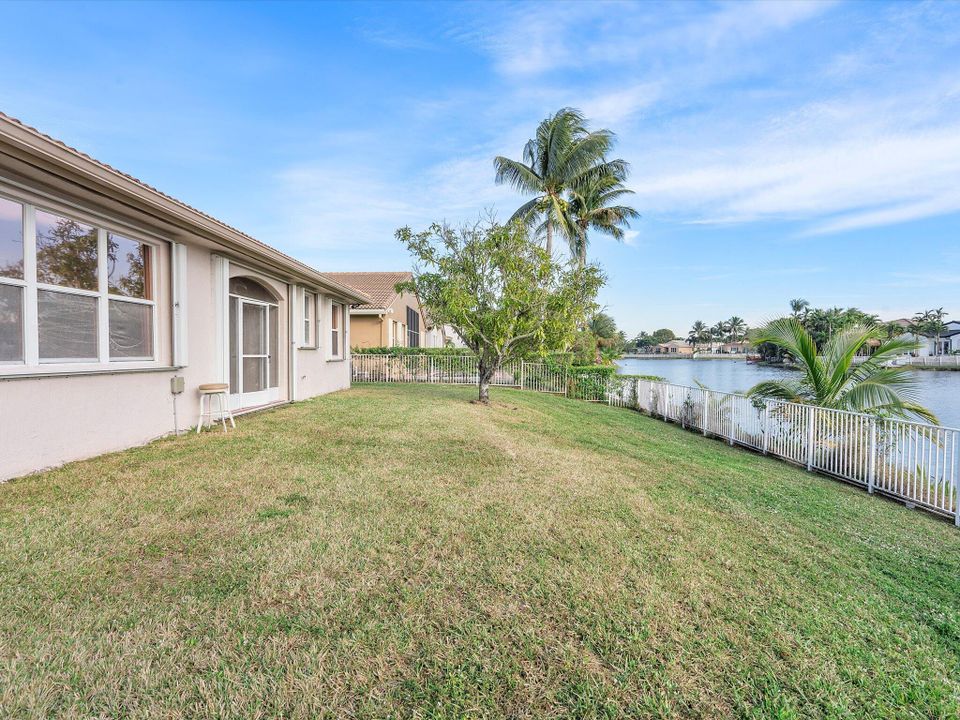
428, 355, 434, 384
762, 401, 770, 455
701, 390, 709, 436
729, 396, 736, 446
867, 419, 877, 494
519, 360, 526, 390
806, 405, 817, 471
634, 378, 640, 411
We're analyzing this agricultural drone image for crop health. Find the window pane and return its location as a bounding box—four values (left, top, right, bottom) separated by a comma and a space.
108, 233, 150, 299
0, 197, 23, 280
243, 357, 267, 392
303, 292, 313, 345
38, 289, 98, 361
229, 277, 275, 303
0, 284, 23, 362
109, 300, 153, 359
36, 210, 99, 291
242, 303, 266, 355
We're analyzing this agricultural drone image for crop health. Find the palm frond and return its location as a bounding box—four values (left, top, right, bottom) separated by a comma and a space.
754, 318, 826, 399
494, 157, 542, 193
507, 197, 543, 226
746, 379, 810, 404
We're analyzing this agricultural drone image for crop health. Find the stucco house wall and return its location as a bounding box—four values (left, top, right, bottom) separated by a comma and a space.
348, 314, 384, 349
0, 113, 367, 481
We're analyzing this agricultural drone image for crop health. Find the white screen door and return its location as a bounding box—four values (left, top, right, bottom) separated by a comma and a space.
229, 283, 280, 409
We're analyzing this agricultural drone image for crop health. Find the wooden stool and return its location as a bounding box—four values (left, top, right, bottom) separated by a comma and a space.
196, 383, 236, 433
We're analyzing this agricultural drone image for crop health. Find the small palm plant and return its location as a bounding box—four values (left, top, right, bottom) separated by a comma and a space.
746, 318, 937, 423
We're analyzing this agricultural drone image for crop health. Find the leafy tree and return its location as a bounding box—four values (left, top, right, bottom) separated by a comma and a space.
633, 331, 654, 351
589, 312, 618, 340
802, 307, 877, 349
494, 108, 630, 258
747, 318, 936, 423
396, 220, 604, 403
650, 328, 675, 345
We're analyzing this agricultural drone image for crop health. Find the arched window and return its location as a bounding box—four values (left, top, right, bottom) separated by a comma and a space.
229, 277, 277, 303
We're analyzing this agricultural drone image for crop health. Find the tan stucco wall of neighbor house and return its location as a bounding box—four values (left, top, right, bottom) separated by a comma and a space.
0, 113, 366, 482
349, 314, 385, 349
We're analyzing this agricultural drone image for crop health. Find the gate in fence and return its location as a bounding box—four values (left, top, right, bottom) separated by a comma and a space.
353, 354, 960, 525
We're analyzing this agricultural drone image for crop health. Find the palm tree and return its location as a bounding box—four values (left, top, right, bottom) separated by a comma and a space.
687, 320, 709, 352
746, 318, 936, 423
494, 108, 628, 256
726, 316, 747, 342
565, 173, 639, 263
789, 298, 809, 320
911, 308, 948, 355
710, 322, 726, 343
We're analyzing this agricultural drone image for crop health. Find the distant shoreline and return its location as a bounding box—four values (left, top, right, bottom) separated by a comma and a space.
621, 354, 750, 361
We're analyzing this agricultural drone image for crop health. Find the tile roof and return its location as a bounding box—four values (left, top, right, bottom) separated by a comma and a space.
0, 111, 370, 304
322, 272, 413, 311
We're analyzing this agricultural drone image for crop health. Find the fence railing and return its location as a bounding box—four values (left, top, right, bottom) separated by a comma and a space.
352, 354, 960, 525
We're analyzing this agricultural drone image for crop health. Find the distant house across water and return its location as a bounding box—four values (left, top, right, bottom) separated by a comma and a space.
654, 340, 694, 355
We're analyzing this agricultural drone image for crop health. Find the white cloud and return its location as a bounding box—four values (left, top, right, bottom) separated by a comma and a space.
476, 0, 833, 77
628, 86, 960, 234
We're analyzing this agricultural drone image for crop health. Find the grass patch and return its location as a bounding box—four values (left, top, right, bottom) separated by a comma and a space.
1, 383, 959, 717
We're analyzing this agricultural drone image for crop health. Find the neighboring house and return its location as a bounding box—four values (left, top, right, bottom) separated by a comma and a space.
324, 271, 444, 349
720, 341, 752, 354
442, 324, 468, 348
889, 318, 960, 356
0, 113, 369, 481
654, 340, 694, 355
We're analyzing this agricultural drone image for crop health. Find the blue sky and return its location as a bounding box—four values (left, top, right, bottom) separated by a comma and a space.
2, 0, 959, 337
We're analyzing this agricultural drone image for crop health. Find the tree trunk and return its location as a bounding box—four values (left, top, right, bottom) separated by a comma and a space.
545, 220, 553, 257
477, 358, 497, 404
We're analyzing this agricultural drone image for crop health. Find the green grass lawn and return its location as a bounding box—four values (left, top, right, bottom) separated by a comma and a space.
2, 384, 959, 718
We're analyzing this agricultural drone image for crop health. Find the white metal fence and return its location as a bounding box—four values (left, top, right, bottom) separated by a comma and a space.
353, 354, 960, 525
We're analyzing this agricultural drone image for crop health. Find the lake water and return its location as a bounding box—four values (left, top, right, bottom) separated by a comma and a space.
616, 358, 960, 429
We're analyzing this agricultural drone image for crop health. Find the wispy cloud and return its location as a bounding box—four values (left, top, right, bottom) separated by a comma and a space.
476, 0, 833, 77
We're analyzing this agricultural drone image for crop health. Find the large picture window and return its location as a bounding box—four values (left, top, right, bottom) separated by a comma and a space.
0, 193, 159, 370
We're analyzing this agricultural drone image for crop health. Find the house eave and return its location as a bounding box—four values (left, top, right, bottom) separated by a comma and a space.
0, 112, 370, 306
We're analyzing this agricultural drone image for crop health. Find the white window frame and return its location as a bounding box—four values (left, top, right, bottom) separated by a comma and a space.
302, 289, 316, 349
0, 188, 164, 375
329, 301, 343, 360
